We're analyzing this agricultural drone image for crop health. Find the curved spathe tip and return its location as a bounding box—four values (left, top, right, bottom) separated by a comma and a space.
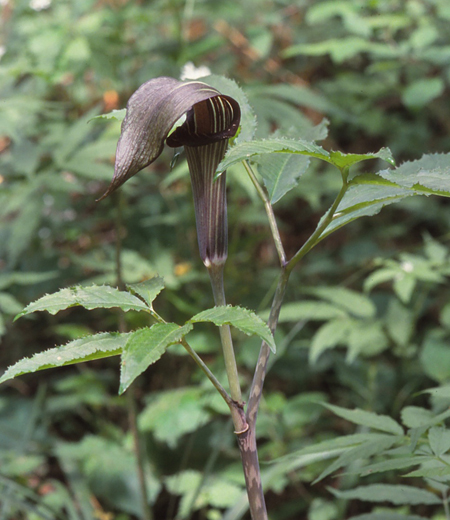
98, 77, 240, 201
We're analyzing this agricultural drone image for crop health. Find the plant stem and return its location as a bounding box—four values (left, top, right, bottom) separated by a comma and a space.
247, 265, 290, 428
443, 488, 450, 520
243, 160, 286, 266
286, 169, 349, 275
246, 168, 350, 428
236, 426, 268, 520
208, 263, 243, 405
208, 263, 267, 519
238, 170, 350, 519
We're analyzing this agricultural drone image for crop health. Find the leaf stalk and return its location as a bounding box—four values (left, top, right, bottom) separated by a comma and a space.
243, 160, 287, 266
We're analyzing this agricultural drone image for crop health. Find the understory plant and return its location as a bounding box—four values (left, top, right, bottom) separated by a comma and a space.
2, 74, 450, 520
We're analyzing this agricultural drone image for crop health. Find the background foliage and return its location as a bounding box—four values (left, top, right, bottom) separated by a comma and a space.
1, 0, 450, 519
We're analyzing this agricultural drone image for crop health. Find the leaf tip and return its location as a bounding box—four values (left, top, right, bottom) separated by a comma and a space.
118, 382, 128, 395
13, 311, 25, 322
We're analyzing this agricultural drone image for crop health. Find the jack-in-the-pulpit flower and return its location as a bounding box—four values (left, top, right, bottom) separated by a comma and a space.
99, 77, 241, 268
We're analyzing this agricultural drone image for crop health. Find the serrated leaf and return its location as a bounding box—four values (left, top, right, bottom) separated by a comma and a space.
255, 153, 310, 203
126, 276, 165, 307
324, 404, 404, 435
219, 138, 330, 172
319, 174, 416, 239
0, 332, 127, 384
189, 305, 276, 353
328, 484, 441, 505
378, 153, 450, 195
329, 148, 395, 169
119, 323, 192, 394
15, 285, 150, 319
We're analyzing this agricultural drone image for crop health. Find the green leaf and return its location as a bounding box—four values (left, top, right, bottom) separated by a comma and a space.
402, 78, 445, 108
319, 174, 416, 239
329, 148, 395, 169
401, 406, 450, 429
282, 37, 403, 63
256, 153, 310, 204
139, 388, 211, 448
15, 285, 151, 319
314, 436, 398, 483
0, 292, 23, 315
357, 456, 428, 477
364, 267, 399, 293
324, 404, 404, 435
328, 484, 441, 505
282, 37, 369, 62
126, 276, 165, 307
90, 109, 126, 122
401, 406, 434, 428
378, 153, 450, 195
0, 271, 58, 291
422, 385, 450, 399
420, 332, 450, 383
119, 323, 192, 394
0, 332, 127, 384
303, 287, 376, 318
219, 138, 331, 172
428, 427, 450, 457
347, 514, 428, 520
248, 83, 338, 118
267, 301, 347, 323
347, 320, 389, 362
189, 305, 276, 353
404, 462, 450, 479
385, 299, 415, 347
310, 318, 352, 364
279, 433, 389, 462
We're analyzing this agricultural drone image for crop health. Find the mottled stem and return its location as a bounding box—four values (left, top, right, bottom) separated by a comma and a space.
236, 426, 268, 520
247, 266, 290, 429
209, 265, 266, 519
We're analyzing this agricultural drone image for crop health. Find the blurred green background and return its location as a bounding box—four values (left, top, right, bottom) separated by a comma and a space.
1, 0, 450, 519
